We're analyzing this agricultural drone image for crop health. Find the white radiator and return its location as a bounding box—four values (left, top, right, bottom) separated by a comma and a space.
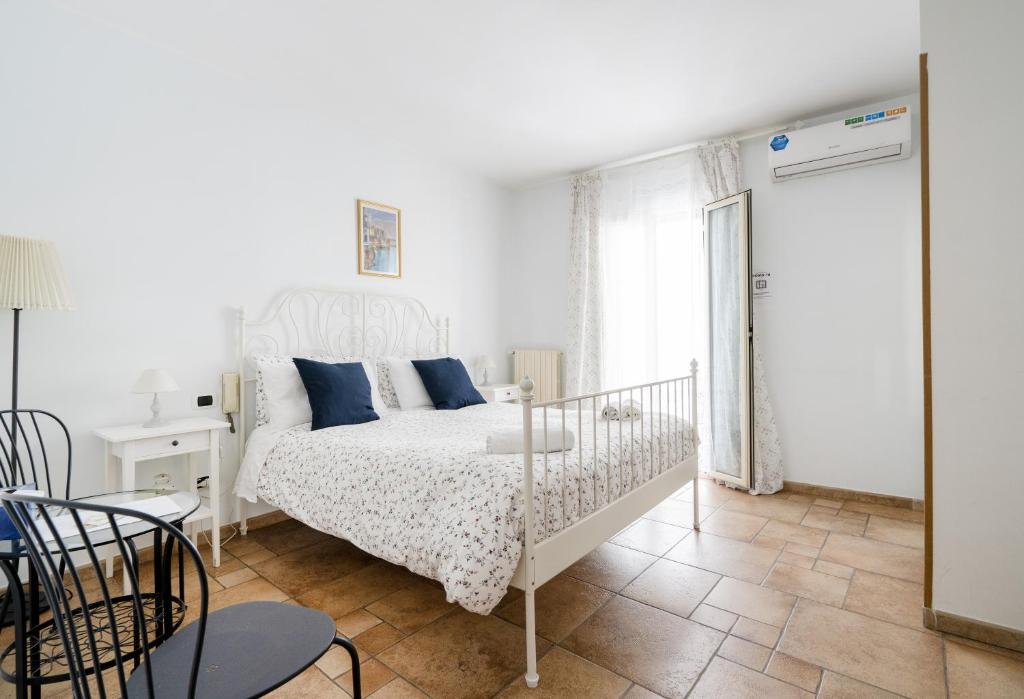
512, 349, 562, 403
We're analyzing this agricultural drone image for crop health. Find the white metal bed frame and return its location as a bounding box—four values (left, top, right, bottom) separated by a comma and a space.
234, 288, 700, 689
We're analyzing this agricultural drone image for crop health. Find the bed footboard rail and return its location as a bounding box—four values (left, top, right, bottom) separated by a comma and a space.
518, 360, 699, 689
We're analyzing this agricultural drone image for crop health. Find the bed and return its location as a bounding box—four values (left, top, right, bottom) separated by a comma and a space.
233, 288, 701, 689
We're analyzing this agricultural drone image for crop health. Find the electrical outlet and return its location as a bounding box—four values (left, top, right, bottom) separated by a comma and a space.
196, 393, 216, 408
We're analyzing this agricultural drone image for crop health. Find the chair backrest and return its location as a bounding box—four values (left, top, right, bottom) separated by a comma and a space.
0, 491, 209, 699
0, 410, 72, 498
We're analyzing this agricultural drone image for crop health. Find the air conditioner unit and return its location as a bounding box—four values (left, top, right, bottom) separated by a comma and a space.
769, 105, 911, 182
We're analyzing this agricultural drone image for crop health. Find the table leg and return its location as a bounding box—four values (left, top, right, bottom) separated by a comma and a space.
1, 560, 27, 699
104, 442, 116, 579
187, 451, 200, 552
120, 443, 136, 594
209, 430, 221, 568
28, 565, 39, 699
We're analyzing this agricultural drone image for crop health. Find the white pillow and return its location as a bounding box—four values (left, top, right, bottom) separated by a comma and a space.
256, 356, 388, 428
386, 357, 435, 410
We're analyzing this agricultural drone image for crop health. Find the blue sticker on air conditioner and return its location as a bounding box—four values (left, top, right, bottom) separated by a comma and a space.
770, 134, 789, 151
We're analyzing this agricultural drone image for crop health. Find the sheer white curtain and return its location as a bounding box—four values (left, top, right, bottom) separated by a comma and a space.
599, 151, 704, 389
565, 173, 604, 397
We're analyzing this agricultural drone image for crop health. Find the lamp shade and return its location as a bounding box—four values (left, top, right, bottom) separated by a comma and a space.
131, 369, 180, 394
0, 235, 74, 310
475, 355, 496, 370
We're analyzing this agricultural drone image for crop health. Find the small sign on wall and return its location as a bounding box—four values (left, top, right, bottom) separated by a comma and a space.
752, 271, 772, 299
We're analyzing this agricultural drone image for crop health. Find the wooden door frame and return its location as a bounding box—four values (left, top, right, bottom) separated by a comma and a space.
920, 52, 933, 608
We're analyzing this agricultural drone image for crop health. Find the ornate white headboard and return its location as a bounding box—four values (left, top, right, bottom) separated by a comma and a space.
238, 288, 449, 370
236, 287, 450, 443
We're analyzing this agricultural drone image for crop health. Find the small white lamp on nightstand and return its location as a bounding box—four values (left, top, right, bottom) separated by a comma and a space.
475, 355, 497, 385
131, 369, 180, 427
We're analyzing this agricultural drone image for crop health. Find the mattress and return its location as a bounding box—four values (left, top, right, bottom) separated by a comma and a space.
237, 402, 694, 614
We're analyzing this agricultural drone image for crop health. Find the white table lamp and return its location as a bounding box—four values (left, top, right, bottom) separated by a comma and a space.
475, 355, 497, 385
132, 369, 179, 428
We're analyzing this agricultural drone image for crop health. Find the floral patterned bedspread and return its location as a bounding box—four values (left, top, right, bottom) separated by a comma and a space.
255, 403, 694, 614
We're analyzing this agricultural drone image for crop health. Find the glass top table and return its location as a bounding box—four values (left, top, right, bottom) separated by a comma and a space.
0, 489, 200, 557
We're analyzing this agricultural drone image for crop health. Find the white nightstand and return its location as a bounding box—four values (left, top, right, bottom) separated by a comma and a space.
476, 383, 520, 403
94, 417, 231, 582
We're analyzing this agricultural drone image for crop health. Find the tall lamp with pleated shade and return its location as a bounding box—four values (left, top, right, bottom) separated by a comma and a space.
0, 235, 74, 417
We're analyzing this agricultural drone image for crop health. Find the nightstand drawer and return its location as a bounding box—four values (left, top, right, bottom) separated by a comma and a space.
128, 431, 209, 460
491, 387, 518, 402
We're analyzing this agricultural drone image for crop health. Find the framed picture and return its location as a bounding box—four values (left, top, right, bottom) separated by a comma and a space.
357, 199, 402, 278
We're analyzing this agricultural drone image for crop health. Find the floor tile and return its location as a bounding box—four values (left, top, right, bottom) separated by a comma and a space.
765, 652, 822, 692
354, 622, 406, 655
643, 497, 714, 528
778, 599, 945, 698
717, 635, 771, 671
379, 609, 550, 699
562, 595, 723, 699
251, 538, 374, 596
611, 519, 690, 556
945, 638, 1024, 698
367, 678, 429, 698
665, 532, 779, 583
722, 493, 810, 524
185, 577, 288, 622
783, 541, 820, 558
800, 509, 867, 536
814, 498, 843, 509
337, 658, 396, 697
564, 542, 657, 591
703, 576, 796, 627
621, 684, 665, 699
494, 647, 631, 698
688, 604, 738, 632
365, 579, 455, 633
819, 533, 923, 583
315, 643, 355, 678
266, 666, 347, 698
296, 561, 420, 618
787, 494, 816, 504
247, 519, 336, 554
699, 509, 768, 542
688, 657, 813, 698
763, 563, 849, 607
673, 480, 737, 507
864, 516, 924, 549
215, 567, 259, 588
620, 559, 720, 618
336, 609, 384, 637
777, 551, 816, 569
817, 671, 900, 698
494, 574, 610, 642
840, 501, 924, 523
843, 570, 924, 629
731, 617, 781, 647
758, 519, 829, 549
812, 560, 855, 580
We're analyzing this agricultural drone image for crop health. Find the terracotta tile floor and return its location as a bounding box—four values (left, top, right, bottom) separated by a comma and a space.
6, 480, 1024, 698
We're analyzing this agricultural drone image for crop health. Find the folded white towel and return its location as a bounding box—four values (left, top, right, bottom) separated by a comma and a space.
486, 425, 576, 454
602, 399, 641, 421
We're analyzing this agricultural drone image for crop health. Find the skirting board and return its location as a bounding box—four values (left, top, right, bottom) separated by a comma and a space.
924, 607, 1024, 654
783, 480, 924, 511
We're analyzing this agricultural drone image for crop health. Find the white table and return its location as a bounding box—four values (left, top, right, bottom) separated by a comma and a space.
94, 418, 230, 583
475, 383, 520, 403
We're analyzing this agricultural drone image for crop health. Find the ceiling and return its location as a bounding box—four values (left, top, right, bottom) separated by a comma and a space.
58, 0, 920, 186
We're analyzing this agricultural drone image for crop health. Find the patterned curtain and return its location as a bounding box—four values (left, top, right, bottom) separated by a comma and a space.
697, 139, 784, 495
565, 173, 604, 397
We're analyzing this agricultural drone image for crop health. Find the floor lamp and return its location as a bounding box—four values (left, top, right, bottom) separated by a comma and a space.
0, 235, 75, 462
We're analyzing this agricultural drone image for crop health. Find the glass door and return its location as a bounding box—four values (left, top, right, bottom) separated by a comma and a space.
704, 191, 752, 489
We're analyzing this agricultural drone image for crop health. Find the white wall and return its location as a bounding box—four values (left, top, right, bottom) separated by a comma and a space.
0, 3, 511, 521
741, 96, 923, 499
923, 0, 1024, 631
504, 99, 923, 499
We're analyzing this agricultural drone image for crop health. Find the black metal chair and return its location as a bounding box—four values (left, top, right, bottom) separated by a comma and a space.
0, 491, 362, 698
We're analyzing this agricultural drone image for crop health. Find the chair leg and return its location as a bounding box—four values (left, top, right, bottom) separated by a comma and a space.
332, 636, 361, 699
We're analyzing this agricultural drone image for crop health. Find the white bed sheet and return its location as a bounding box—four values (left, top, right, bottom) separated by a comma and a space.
236, 403, 693, 614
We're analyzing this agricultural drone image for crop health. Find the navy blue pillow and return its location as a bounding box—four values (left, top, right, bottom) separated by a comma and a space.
411, 357, 486, 410
292, 358, 380, 430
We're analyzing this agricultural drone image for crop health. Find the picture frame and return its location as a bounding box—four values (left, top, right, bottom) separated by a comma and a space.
357, 199, 402, 278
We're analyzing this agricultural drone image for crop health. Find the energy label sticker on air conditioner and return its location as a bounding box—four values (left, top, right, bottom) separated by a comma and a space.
770, 135, 789, 151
